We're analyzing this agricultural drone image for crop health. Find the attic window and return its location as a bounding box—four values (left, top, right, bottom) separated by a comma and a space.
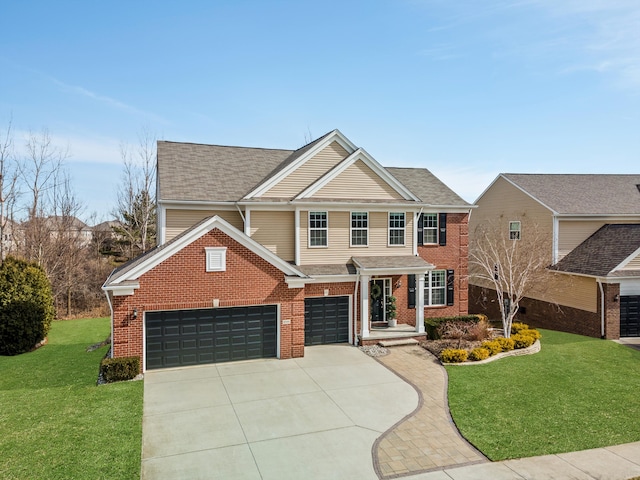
205, 247, 227, 272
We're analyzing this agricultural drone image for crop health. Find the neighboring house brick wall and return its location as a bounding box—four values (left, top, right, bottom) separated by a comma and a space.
110, 229, 305, 363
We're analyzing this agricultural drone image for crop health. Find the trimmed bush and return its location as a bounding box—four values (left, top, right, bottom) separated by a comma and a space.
520, 328, 541, 340
100, 356, 140, 383
469, 347, 490, 361
497, 337, 515, 352
512, 333, 535, 349
0, 257, 56, 356
425, 314, 484, 340
440, 349, 468, 363
481, 340, 503, 356
511, 322, 530, 335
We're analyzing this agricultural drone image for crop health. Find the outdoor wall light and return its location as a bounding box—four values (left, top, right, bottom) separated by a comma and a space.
395, 280, 402, 288
614, 294, 620, 302
133, 308, 138, 319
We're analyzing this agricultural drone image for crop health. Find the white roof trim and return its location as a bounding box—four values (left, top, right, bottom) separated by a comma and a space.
106, 216, 306, 286
612, 246, 640, 272
295, 148, 419, 202
244, 129, 357, 199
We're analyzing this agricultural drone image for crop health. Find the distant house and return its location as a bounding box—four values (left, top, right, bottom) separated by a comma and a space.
469, 174, 640, 339
43, 216, 93, 246
0, 216, 18, 258
103, 129, 474, 371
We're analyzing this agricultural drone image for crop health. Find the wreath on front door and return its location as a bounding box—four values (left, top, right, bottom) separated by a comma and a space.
371, 283, 382, 300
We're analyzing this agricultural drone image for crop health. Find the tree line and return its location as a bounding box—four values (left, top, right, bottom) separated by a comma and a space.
0, 118, 157, 318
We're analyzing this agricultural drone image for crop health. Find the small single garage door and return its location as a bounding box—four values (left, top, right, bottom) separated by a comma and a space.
304, 296, 349, 346
621, 295, 640, 337
145, 305, 277, 370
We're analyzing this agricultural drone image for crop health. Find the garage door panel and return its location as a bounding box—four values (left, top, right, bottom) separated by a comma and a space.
304, 297, 349, 346
145, 305, 278, 369
621, 295, 640, 337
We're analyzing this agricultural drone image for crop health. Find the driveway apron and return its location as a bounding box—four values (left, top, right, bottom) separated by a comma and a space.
141, 345, 418, 480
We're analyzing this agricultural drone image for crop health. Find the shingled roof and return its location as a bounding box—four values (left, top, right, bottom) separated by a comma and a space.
157, 132, 471, 207
551, 224, 640, 277
503, 174, 640, 215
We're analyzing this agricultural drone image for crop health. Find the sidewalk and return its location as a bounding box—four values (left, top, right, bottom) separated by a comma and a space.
376, 345, 640, 480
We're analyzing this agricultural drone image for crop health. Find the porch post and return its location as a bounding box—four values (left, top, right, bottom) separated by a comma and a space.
361, 275, 370, 338
416, 274, 425, 333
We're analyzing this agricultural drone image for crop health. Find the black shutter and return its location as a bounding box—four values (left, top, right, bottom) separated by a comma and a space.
439, 213, 447, 246
408, 274, 416, 309
446, 269, 454, 306
417, 214, 424, 246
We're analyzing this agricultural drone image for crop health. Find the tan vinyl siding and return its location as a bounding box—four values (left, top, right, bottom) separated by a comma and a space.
538, 274, 597, 312
249, 210, 294, 261
313, 160, 404, 200
263, 141, 349, 198
620, 252, 640, 271
165, 209, 243, 241
558, 221, 606, 260
299, 210, 413, 264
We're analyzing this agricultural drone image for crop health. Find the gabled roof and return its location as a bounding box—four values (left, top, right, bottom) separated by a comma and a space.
550, 224, 640, 277
103, 216, 306, 291
501, 174, 640, 215
157, 130, 471, 208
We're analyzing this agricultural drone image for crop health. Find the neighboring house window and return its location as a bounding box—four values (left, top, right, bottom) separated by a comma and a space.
309, 211, 328, 247
423, 213, 438, 244
425, 270, 446, 306
351, 212, 368, 246
205, 247, 227, 272
388, 212, 405, 246
509, 221, 521, 240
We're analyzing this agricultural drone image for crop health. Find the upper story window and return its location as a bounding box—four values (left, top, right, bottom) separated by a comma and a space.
423, 213, 438, 244
309, 211, 328, 247
351, 212, 368, 246
509, 221, 521, 240
388, 212, 405, 246
425, 270, 446, 306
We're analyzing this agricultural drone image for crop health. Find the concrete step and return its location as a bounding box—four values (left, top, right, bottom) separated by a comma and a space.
378, 338, 420, 347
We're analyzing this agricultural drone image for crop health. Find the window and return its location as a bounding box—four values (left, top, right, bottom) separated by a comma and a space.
205, 247, 227, 272
425, 270, 446, 306
509, 221, 521, 240
351, 212, 368, 246
388, 212, 405, 246
423, 213, 438, 244
309, 211, 328, 247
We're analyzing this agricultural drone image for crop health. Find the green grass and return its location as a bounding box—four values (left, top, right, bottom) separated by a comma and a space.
446, 329, 640, 461
0, 318, 143, 480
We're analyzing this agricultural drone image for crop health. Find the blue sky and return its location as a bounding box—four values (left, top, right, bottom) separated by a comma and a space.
2, 0, 639, 222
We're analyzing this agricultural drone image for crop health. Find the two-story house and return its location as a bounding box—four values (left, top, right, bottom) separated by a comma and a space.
103, 130, 473, 370
469, 173, 640, 340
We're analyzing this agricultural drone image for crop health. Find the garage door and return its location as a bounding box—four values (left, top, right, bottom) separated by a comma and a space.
145, 305, 277, 370
304, 296, 349, 346
621, 295, 640, 337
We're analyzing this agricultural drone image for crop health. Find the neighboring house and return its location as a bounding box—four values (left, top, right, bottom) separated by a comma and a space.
103, 129, 473, 371
0, 216, 18, 258
469, 173, 640, 339
43, 215, 93, 246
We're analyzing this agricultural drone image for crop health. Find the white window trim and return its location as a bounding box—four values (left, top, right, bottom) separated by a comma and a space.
350, 211, 369, 247
423, 213, 438, 245
388, 212, 406, 247
425, 270, 446, 306
509, 221, 521, 241
205, 247, 227, 272
308, 211, 328, 248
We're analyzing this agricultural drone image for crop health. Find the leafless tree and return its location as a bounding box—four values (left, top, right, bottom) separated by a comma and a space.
0, 118, 19, 262
113, 127, 157, 260
469, 219, 552, 338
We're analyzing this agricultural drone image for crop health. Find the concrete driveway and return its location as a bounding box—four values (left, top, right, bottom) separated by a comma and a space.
141, 345, 417, 480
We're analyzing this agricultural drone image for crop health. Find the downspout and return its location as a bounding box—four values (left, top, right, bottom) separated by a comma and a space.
102, 269, 116, 359
235, 203, 247, 234
353, 272, 360, 346
598, 280, 605, 338
414, 208, 423, 256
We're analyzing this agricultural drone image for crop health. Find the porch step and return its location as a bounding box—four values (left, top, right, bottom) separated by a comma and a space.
378, 338, 420, 347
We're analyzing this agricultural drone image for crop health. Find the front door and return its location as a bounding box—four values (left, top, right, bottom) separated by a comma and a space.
370, 279, 391, 322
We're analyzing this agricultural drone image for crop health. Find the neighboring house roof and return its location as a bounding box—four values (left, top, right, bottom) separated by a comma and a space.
502, 174, 640, 215
551, 224, 640, 277
93, 220, 123, 231
157, 130, 471, 207
103, 215, 306, 290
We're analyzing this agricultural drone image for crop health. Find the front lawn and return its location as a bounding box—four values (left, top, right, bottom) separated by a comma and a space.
0, 318, 143, 480
446, 329, 640, 461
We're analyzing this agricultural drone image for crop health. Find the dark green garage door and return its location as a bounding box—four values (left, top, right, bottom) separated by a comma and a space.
621, 295, 640, 337
145, 305, 277, 370
304, 296, 349, 346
